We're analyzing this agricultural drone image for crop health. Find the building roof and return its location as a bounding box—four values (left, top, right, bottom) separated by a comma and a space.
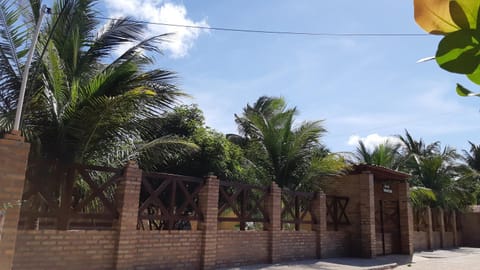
351, 164, 410, 181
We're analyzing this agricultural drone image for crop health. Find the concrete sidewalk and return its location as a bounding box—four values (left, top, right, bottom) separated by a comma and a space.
396, 248, 480, 269
224, 255, 410, 270
224, 248, 480, 270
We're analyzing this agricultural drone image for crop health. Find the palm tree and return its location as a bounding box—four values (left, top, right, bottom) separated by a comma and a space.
230, 96, 346, 190
354, 140, 403, 170
464, 141, 480, 172
0, 0, 186, 166
398, 129, 439, 157
398, 131, 474, 209
461, 141, 480, 202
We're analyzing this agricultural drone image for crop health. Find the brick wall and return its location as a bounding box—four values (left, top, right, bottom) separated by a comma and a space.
12, 230, 116, 270
135, 231, 202, 270
375, 233, 394, 256
322, 175, 362, 255
432, 232, 441, 249
10, 173, 352, 270
323, 175, 361, 231
461, 212, 480, 247
323, 231, 351, 258
413, 231, 428, 251
411, 207, 465, 251
215, 231, 269, 268
0, 134, 30, 270
276, 231, 317, 261
443, 232, 454, 248
12, 227, 364, 270
8, 163, 421, 270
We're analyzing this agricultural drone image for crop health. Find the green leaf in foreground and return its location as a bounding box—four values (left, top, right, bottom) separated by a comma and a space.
467, 67, 480, 85
436, 29, 480, 74
449, 0, 480, 30
456, 83, 480, 97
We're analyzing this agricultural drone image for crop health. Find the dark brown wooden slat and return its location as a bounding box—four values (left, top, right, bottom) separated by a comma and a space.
175, 181, 203, 219
138, 178, 171, 213
75, 169, 118, 218
73, 171, 121, 215
218, 186, 242, 218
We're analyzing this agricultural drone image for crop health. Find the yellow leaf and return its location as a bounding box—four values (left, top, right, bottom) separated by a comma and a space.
414, 0, 460, 34
129, 87, 157, 96
454, 0, 480, 30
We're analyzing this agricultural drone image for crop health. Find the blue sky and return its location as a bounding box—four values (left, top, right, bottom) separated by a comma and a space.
91, 1, 480, 153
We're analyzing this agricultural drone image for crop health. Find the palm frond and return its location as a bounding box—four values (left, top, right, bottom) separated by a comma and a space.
410, 186, 436, 208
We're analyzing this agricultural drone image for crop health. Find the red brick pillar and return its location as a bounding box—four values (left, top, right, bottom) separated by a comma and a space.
114, 161, 142, 270
359, 172, 376, 258
198, 175, 219, 270
0, 131, 30, 270
265, 182, 281, 263
452, 211, 458, 247
438, 208, 445, 248
398, 181, 414, 255
311, 191, 327, 258
426, 207, 433, 250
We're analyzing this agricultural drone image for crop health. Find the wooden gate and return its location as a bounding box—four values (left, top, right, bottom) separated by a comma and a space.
375, 200, 401, 255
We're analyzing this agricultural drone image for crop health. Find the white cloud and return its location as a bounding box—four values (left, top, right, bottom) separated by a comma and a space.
104, 0, 209, 58
347, 133, 402, 151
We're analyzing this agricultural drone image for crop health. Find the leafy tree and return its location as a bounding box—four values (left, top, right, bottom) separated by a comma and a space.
230, 96, 347, 190
413, 0, 480, 97
141, 105, 256, 182
0, 0, 184, 165
149, 104, 205, 138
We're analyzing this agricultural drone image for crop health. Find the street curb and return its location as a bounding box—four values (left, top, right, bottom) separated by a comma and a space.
367, 263, 398, 270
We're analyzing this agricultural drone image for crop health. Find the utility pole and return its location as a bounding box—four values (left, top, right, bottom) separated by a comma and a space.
12, 4, 51, 132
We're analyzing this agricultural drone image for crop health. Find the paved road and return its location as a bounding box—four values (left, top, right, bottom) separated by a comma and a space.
396, 248, 480, 270
225, 248, 480, 270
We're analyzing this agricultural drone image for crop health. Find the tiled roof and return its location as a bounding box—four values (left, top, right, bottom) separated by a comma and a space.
351, 164, 410, 181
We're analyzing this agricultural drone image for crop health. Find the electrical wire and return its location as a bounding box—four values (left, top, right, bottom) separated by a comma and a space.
91, 15, 428, 38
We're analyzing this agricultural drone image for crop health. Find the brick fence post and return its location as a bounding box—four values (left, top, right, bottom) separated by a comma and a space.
311, 191, 327, 258
398, 181, 414, 255
438, 208, 445, 248
426, 207, 433, 250
452, 211, 458, 247
358, 172, 376, 258
114, 161, 142, 270
198, 175, 219, 270
0, 131, 30, 270
265, 182, 281, 263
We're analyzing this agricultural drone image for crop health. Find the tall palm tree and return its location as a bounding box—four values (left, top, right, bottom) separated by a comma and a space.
230, 96, 345, 190
0, 0, 186, 166
354, 140, 403, 170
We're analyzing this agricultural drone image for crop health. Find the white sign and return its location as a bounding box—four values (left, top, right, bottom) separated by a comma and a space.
383, 184, 393, 194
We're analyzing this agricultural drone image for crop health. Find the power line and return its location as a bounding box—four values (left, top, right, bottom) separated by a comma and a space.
92, 15, 429, 38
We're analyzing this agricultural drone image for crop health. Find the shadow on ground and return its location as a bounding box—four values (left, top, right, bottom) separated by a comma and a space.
226, 248, 480, 270
226, 254, 413, 270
